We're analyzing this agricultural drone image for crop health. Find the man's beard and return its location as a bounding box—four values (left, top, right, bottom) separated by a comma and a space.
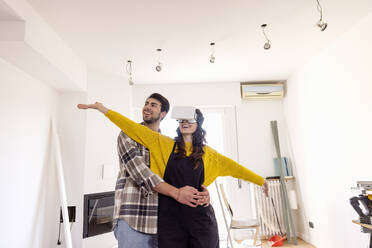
143, 113, 161, 124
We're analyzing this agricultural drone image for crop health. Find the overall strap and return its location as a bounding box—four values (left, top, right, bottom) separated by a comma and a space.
169, 141, 177, 160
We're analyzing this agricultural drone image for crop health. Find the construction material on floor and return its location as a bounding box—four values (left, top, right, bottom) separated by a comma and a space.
254, 177, 295, 238
268, 235, 285, 247
274, 157, 292, 177
271, 120, 297, 245
268, 197, 286, 247
350, 181, 372, 248
52, 118, 73, 248
261, 238, 315, 248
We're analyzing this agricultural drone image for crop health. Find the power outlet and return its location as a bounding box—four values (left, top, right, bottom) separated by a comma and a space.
309, 221, 314, 229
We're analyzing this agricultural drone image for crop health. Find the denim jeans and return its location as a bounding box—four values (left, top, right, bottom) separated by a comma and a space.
113, 219, 158, 248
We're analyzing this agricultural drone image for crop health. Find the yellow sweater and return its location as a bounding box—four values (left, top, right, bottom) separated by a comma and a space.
106, 110, 264, 187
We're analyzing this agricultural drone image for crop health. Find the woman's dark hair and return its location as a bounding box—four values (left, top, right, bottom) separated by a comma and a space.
174, 109, 207, 169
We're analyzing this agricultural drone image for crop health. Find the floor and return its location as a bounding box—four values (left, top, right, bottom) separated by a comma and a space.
261, 238, 315, 248
220, 238, 315, 248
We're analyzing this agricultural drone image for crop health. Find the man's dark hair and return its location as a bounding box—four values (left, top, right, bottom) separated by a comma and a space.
148, 93, 170, 114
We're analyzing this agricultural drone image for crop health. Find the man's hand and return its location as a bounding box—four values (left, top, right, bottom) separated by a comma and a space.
176, 185, 211, 207
176, 186, 200, 207
77, 102, 108, 114
262, 180, 269, 197
197, 185, 210, 207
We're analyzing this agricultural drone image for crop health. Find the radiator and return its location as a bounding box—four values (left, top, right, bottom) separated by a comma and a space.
253, 180, 286, 238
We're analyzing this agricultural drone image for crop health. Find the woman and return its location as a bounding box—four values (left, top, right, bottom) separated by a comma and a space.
78, 102, 268, 248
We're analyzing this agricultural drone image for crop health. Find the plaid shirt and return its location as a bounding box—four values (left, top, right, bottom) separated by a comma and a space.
112, 130, 163, 234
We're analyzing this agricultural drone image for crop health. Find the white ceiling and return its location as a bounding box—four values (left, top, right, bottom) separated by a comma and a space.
0, 1, 22, 21
28, 0, 372, 84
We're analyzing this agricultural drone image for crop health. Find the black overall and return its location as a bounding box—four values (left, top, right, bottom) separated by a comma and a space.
158, 144, 219, 248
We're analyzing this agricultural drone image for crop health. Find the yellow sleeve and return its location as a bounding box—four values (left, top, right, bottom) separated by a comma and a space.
105, 110, 158, 148
204, 146, 264, 186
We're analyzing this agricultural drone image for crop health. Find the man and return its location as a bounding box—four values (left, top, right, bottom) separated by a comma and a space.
112, 93, 209, 248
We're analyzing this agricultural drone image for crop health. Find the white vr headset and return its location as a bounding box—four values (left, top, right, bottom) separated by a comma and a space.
171, 106, 197, 123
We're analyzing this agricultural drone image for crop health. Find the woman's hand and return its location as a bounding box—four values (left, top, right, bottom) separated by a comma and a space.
77, 102, 109, 114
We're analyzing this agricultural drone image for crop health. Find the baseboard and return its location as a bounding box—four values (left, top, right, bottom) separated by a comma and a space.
297, 231, 310, 243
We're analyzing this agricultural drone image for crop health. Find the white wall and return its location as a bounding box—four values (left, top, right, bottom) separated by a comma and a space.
82, 70, 132, 247
283, 13, 372, 248
0, 57, 131, 248
132, 82, 241, 107
58, 92, 87, 248
235, 100, 289, 177
0, 57, 60, 247
84, 70, 132, 194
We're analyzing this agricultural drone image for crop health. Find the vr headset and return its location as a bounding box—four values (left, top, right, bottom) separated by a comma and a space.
171, 106, 197, 123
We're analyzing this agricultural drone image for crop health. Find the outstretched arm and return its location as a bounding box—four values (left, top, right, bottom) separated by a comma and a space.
78, 102, 159, 149
78, 102, 108, 114
212, 148, 268, 197
79, 103, 210, 204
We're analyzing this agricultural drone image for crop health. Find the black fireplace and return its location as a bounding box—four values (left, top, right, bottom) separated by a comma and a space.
83, 191, 115, 238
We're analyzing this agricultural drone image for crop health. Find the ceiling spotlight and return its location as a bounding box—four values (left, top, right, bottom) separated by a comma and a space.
264, 42, 271, 50
126, 60, 134, 86
315, 0, 327, 31
209, 42, 216, 63
316, 19, 328, 32
155, 48, 163, 72
261, 24, 271, 50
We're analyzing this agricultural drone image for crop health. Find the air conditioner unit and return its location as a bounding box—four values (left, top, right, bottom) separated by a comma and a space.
240, 82, 284, 100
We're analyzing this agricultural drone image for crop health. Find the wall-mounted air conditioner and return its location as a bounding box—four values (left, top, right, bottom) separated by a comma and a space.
240, 82, 285, 100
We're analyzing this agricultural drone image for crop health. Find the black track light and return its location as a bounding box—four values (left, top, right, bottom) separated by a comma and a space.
126, 60, 134, 86
209, 42, 216, 63
155, 49, 163, 72
261, 24, 271, 50
315, 0, 327, 31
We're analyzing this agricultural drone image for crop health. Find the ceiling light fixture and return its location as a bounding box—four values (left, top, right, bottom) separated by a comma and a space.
315, 0, 327, 31
126, 60, 134, 86
261, 24, 271, 50
209, 42, 216, 63
155, 48, 163, 72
